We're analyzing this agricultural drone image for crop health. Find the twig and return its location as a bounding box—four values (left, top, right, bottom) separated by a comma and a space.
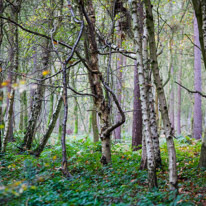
175, 81, 206, 98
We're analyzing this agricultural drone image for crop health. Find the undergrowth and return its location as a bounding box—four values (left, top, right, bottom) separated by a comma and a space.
0, 134, 205, 205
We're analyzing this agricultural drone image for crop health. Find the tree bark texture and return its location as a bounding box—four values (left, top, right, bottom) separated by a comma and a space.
3, 1, 21, 152
92, 104, 99, 142
83, 1, 111, 164
192, 0, 206, 68
199, 135, 206, 167
131, 0, 157, 189
144, 0, 178, 190
0, 0, 4, 151
71, 69, 78, 134
33, 91, 63, 156
23, 40, 50, 149
132, 61, 142, 151
193, 16, 202, 140
114, 21, 123, 141
143, 26, 161, 167
177, 50, 182, 135
132, 0, 143, 152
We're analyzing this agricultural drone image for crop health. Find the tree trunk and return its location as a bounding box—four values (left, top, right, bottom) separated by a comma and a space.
0, 0, 4, 151
81, 0, 125, 164
192, 0, 206, 68
3, 1, 21, 152
47, 93, 54, 126
177, 50, 182, 135
23, 40, 50, 149
131, 0, 157, 189
23, 91, 28, 130
71, 69, 78, 135
169, 66, 175, 130
92, 104, 99, 142
114, 21, 123, 142
199, 135, 206, 167
33, 91, 63, 156
132, 61, 142, 151
83, 2, 111, 164
140, 133, 147, 170
144, 0, 178, 190
143, 26, 161, 167
193, 15, 202, 140
19, 93, 24, 130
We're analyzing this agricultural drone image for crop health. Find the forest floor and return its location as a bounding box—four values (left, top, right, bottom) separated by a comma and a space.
0, 133, 206, 206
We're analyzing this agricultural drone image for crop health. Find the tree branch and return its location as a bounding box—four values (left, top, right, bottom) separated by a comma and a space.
101, 80, 126, 136
175, 81, 206, 98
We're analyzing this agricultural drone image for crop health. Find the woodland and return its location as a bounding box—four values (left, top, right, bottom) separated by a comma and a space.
0, 0, 206, 205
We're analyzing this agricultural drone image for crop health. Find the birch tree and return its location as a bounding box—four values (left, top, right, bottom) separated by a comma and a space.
131, 0, 157, 189
144, 0, 178, 190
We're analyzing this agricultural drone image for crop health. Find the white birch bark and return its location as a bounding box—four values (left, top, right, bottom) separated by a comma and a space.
143, 26, 161, 167
131, 0, 157, 188
144, 0, 178, 190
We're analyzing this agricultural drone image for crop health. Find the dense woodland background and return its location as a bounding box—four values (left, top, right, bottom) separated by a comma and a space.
0, 0, 206, 205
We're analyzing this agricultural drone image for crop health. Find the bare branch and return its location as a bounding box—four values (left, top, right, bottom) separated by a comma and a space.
101, 80, 126, 136
175, 81, 206, 98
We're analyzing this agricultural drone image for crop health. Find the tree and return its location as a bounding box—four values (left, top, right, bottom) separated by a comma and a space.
193, 15, 202, 140
0, 0, 3, 151
3, 0, 22, 152
132, 61, 142, 151
144, 0, 178, 190
131, 0, 157, 189
114, 21, 124, 142
81, 0, 125, 164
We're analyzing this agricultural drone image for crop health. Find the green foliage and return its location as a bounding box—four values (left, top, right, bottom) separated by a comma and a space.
0, 135, 205, 205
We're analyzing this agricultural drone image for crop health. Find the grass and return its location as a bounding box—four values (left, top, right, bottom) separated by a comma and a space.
0, 134, 205, 205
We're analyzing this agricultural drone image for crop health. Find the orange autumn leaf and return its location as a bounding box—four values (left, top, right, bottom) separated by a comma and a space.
42, 70, 50, 76
1, 81, 9, 87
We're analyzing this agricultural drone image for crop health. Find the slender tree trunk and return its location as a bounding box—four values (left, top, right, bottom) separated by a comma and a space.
169, 65, 175, 130
23, 40, 50, 149
3, 2, 21, 152
199, 135, 206, 167
143, 26, 161, 167
19, 93, 24, 130
140, 133, 147, 170
0, 0, 4, 151
131, 0, 157, 189
47, 93, 54, 126
61, 63, 71, 176
193, 15, 202, 140
58, 109, 63, 141
114, 21, 123, 141
132, 0, 143, 152
83, 2, 111, 164
71, 69, 78, 134
23, 91, 28, 130
144, 0, 178, 190
132, 61, 142, 151
30, 47, 37, 110
33, 91, 63, 156
3, 90, 15, 152
192, 0, 206, 68
89, 111, 92, 134
177, 50, 182, 135
92, 104, 99, 142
